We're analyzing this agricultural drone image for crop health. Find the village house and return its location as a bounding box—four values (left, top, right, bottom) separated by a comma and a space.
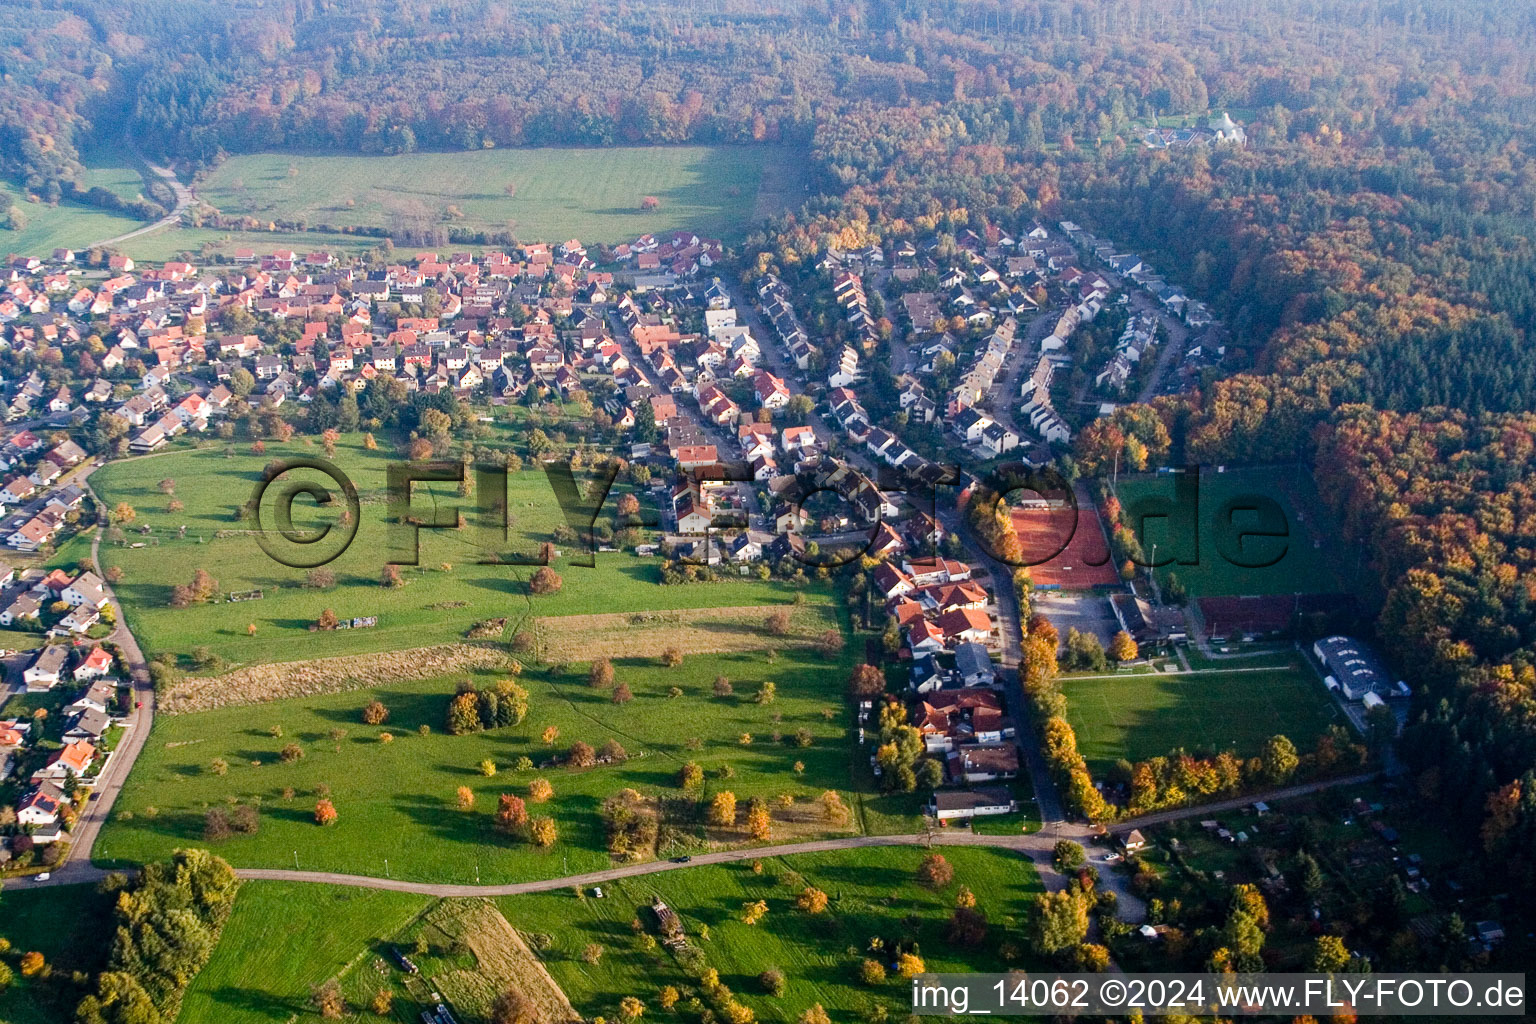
23, 645, 70, 691
32, 739, 95, 786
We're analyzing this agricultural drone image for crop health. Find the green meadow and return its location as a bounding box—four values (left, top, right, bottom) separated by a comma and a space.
0, 885, 115, 1024
1111, 465, 1358, 599
118, 226, 385, 263
504, 846, 1042, 1023
96, 628, 897, 884
177, 883, 430, 1024
180, 846, 1040, 1024
196, 145, 796, 245
91, 435, 834, 665
0, 182, 144, 256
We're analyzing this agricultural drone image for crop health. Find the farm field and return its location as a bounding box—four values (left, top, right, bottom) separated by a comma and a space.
0, 884, 115, 1024
178, 882, 430, 1024
195, 145, 798, 245
1062, 656, 1343, 774
189, 846, 1040, 1024
1111, 465, 1357, 598
98, 635, 880, 883
91, 436, 837, 665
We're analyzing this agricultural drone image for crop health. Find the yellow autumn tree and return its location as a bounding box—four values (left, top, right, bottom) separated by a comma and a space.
709, 790, 737, 827
745, 797, 772, 840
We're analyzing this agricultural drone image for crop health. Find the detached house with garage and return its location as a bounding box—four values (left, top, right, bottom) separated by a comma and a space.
31, 739, 96, 787
17, 784, 63, 828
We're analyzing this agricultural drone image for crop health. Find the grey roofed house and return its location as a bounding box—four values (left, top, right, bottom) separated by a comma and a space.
953, 642, 996, 687
23, 644, 70, 689
59, 604, 100, 634
929, 786, 1016, 820
910, 652, 942, 692
2, 592, 40, 623
1111, 592, 1156, 640
63, 707, 110, 742
48, 439, 88, 465
68, 680, 116, 713
64, 571, 108, 608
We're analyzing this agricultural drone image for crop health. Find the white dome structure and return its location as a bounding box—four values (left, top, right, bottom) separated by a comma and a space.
1207, 111, 1246, 145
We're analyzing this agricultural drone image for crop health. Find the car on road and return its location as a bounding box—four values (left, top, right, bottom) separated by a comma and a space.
35, 872, 50, 882
671, 855, 692, 863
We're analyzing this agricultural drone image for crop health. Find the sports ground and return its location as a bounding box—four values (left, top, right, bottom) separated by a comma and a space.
1010, 500, 1118, 588
1112, 465, 1357, 598
1062, 657, 1344, 773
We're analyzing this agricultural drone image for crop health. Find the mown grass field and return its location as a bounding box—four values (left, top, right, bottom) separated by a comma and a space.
505, 845, 1042, 1024
1112, 465, 1356, 598
196, 146, 794, 245
178, 882, 430, 1024
0, 884, 115, 1024
181, 846, 1039, 1024
0, 182, 145, 256
1062, 657, 1343, 773
92, 436, 835, 665
97, 627, 893, 883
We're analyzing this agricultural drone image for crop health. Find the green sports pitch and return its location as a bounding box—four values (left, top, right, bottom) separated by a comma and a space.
1110, 464, 1359, 599
1062, 657, 1344, 774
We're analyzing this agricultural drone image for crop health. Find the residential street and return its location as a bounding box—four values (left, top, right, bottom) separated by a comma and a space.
937, 499, 1069, 828
986, 306, 1057, 443
46, 462, 157, 881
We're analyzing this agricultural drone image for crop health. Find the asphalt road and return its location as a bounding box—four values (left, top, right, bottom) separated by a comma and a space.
87, 141, 196, 250
45, 462, 157, 883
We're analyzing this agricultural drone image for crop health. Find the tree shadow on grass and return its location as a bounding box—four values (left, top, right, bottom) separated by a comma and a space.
123, 808, 204, 843
389, 793, 515, 845
428, 760, 486, 777
263, 803, 321, 825
607, 764, 676, 789
308, 689, 446, 731
461, 576, 527, 595
201, 985, 306, 1021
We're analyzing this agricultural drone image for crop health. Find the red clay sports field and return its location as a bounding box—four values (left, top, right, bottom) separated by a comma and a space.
1010, 501, 1119, 588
